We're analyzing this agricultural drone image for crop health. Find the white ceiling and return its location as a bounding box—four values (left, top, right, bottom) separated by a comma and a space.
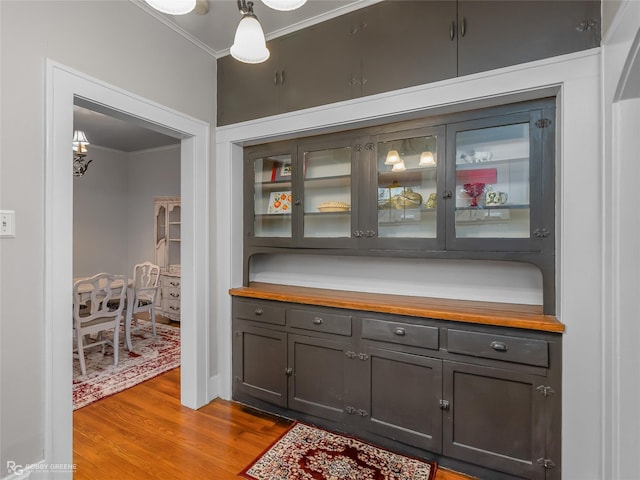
75, 0, 371, 152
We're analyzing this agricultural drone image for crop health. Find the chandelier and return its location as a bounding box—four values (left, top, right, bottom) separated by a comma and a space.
73, 130, 92, 177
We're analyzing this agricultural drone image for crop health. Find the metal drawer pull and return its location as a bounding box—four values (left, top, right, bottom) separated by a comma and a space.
254, 308, 264, 316
312, 317, 323, 325
490, 341, 509, 352
170, 292, 180, 298
170, 281, 180, 287
393, 327, 406, 336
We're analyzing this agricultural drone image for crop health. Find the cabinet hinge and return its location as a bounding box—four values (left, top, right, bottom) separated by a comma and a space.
536, 458, 556, 469
576, 19, 597, 32
535, 118, 552, 128
533, 228, 550, 238
536, 385, 556, 397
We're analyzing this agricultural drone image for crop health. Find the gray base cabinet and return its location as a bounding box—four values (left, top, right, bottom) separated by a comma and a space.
232, 296, 562, 480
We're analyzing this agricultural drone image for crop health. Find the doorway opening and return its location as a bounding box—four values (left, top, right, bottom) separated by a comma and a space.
45, 61, 210, 469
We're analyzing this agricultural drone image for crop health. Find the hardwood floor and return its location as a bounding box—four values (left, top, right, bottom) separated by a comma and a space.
73, 368, 475, 480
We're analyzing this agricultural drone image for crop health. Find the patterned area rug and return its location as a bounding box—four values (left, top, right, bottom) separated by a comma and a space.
73, 321, 180, 410
240, 422, 437, 480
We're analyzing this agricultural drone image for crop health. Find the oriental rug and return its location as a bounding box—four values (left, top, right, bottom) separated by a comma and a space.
73, 321, 180, 410
240, 422, 437, 480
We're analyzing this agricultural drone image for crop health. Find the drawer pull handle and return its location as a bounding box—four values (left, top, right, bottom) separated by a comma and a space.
313, 317, 323, 325
170, 282, 180, 287
393, 327, 406, 336
490, 341, 509, 352
170, 292, 180, 298
254, 308, 264, 316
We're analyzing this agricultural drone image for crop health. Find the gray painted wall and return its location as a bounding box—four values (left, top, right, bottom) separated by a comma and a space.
0, 0, 215, 474
73, 145, 180, 279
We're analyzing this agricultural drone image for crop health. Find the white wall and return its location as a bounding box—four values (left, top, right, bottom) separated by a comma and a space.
0, 0, 215, 476
601, 1, 640, 478
126, 145, 181, 271
72, 144, 180, 278
73, 147, 130, 277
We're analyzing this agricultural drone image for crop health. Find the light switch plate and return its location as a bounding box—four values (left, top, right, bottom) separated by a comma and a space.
0, 210, 16, 237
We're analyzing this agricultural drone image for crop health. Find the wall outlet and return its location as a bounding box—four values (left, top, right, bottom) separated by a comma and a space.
0, 210, 16, 237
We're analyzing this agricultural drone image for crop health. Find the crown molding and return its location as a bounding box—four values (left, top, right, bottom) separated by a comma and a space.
131, 0, 220, 58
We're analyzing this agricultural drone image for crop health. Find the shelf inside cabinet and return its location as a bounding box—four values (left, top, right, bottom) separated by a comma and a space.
255, 181, 293, 189
304, 175, 351, 186
456, 156, 529, 169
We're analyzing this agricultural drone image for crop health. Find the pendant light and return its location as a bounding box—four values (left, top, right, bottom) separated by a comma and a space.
261, 0, 306, 11
419, 150, 436, 166
144, 0, 196, 15
231, 0, 270, 64
384, 150, 401, 165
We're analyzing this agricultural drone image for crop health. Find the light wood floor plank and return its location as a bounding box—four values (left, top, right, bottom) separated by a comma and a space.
73, 368, 475, 480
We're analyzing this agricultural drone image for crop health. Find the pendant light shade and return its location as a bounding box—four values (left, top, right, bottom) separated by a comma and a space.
419, 150, 436, 166
384, 149, 401, 165
231, 2, 270, 64
144, 0, 196, 15
391, 160, 407, 172
261, 0, 306, 11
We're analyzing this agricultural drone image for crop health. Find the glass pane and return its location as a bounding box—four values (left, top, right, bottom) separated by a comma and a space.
253, 154, 292, 238
156, 205, 166, 243
377, 135, 438, 238
455, 123, 530, 238
303, 147, 351, 238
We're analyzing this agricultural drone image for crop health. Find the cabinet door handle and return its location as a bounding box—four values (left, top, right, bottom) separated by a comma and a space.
254, 308, 264, 316
393, 327, 406, 336
439, 399, 450, 410
450, 21, 455, 40
285, 367, 293, 376
490, 341, 509, 352
442, 190, 453, 199
274, 71, 279, 85
460, 17, 466, 37
294, 199, 301, 205
280, 70, 285, 85
312, 317, 323, 325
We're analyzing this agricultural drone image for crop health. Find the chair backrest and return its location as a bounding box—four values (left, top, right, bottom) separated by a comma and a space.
73, 273, 127, 325
133, 262, 160, 289
132, 262, 161, 306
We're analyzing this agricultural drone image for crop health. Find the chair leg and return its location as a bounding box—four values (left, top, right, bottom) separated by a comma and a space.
150, 306, 157, 337
112, 322, 119, 366
76, 328, 87, 376
124, 305, 134, 352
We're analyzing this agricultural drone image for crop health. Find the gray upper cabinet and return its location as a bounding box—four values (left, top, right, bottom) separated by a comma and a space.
217, 40, 281, 126
358, 0, 458, 97
277, 14, 357, 113
457, 0, 601, 76
217, 1, 599, 126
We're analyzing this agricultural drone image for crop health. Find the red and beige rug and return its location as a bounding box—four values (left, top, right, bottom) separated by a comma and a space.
240, 422, 437, 480
73, 321, 180, 410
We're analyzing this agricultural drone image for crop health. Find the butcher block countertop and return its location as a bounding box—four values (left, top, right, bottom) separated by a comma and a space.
229, 282, 565, 333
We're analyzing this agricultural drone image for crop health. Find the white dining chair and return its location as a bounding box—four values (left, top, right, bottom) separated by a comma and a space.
123, 262, 161, 351
73, 273, 127, 376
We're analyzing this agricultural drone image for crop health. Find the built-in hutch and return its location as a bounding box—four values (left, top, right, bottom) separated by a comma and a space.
224, 1, 598, 478
154, 196, 181, 321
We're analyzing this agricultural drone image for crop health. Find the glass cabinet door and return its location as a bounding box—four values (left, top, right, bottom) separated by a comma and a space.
300, 143, 354, 246
447, 111, 543, 250
373, 127, 445, 249
248, 152, 294, 243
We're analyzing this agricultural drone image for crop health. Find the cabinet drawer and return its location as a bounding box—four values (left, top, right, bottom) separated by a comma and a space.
162, 276, 181, 289
287, 309, 352, 336
234, 300, 285, 326
362, 318, 439, 350
164, 287, 180, 301
447, 329, 548, 367
163, 298, 181, 315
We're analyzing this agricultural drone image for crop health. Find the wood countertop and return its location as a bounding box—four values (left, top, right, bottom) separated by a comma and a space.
229, 282, 565, 333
